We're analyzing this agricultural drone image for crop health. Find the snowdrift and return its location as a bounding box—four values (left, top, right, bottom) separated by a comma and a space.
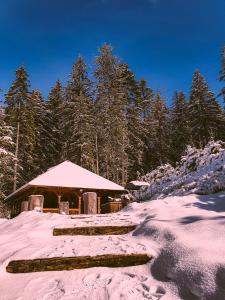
136, 141, 225, 201
129, 192, 225, 299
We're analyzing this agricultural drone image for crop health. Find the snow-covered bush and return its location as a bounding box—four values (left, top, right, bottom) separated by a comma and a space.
137, 141, 225, 200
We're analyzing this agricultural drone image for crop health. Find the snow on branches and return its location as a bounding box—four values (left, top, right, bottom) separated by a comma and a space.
137, 141, 225, 200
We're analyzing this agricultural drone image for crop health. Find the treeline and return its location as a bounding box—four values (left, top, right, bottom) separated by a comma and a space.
0, 44, 225, 201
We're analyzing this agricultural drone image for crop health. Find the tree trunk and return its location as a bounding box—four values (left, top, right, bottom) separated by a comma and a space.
95, 134, 99, 174
13, 103, 20, 192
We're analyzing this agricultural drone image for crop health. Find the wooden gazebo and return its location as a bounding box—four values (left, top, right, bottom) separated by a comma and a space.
5, 161, 125, 217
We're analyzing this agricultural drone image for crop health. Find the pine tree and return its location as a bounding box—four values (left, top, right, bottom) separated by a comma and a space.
219, 46, 225, 103
30, 89, 52, 174
126, 78, 153, 179
169, 91, 189, 163
94, 44, 118, 179
109, 63, 130, 184
139, 79, 154, 120
46, 80, 64, 166
0, 107, 15, 215
144, 93, 170, 169
94, 44, 131, 184
189, 70, 225, 147
62, 56, 95, 171
5, 65, 35, 188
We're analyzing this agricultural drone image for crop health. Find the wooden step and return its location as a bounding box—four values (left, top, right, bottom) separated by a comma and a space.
53, 225, 137, 236
6, 253, 151, 273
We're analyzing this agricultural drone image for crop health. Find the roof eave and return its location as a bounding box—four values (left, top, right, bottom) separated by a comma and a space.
5, 184, 126, 201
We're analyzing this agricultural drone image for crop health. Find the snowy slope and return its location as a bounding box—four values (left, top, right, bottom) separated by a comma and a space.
0, 212, 164, 300
1, 192, 225, 299
136, 141, 225, 201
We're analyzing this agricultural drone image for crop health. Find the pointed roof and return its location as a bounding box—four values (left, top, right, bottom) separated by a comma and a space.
5, 161, 125, 200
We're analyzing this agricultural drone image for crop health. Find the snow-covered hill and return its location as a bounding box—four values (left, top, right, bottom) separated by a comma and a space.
1, 192, 225, 299
136, 141, 225, 201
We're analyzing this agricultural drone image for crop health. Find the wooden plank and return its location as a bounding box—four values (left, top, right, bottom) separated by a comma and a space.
53, 225, 137, 236
6, 253, 151, 273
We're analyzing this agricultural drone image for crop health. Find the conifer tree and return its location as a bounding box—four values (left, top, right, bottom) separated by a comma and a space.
219, 46, 225, 104
94, 44, 118, 179
126, 78, 153, 179
139, 79, 154, 119
5, 65, 35, 188
94, 44, 131, 183
109, 63, 130, 184
62, 56, 95, 171
30, 89, 52, 173
0, 107, 15, 215
169, 91, 189, 163
144, 93, 170, 169
189, 70, 225, 147
46, 80, 64, 166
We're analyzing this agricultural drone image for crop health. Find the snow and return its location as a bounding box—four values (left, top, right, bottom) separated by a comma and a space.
1, 191, 225, 299
5, 160, 125, 201
129, 181, 150, 187
136, 141, 225, 201
30, 161, 124, 191
126, 181, 150, 190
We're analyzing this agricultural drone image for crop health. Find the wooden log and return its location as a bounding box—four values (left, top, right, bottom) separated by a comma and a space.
83, 192, 97, 214
53, 225, 137, 236
6, 253, 151, 273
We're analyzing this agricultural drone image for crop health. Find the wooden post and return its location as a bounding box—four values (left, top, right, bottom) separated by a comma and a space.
83, 192, 97, 214
28, 195, 44, 212
59, 201, 69, 215
57, 195, 61, 206
97, 193, 101, 214
78, 194, 82, 214
21, 201, 29, 212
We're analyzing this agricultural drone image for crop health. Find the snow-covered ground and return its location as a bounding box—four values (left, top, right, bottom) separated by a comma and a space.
1, 192, 225, 299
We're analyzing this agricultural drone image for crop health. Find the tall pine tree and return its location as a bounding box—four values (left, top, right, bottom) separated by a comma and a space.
94, 44, 132, 183
5, 65, 35, 188
169, 91, 189, 163
188, 70, 224, 147
46, 80, 64, 167
30, 89, 53, 174
0, 107, 15, 214
62, 56, 95, 171
126, 78, 153, 179
94, 44, 120, 180
144, 93, 170, 169
219, 46, 225, 104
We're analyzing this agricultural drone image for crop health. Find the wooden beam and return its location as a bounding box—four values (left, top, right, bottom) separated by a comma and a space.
57, 195, 61, 207
6, 253, 151, 273
53, 225, 137, 236
78, 194, 82, 214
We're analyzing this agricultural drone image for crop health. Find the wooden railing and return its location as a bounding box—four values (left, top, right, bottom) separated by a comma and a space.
43, 208, 79, 214
69, 208, 79, 215
43, 208, 59, 213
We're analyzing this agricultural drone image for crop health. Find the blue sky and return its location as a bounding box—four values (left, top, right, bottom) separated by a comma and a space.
0, 0, 224, 104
